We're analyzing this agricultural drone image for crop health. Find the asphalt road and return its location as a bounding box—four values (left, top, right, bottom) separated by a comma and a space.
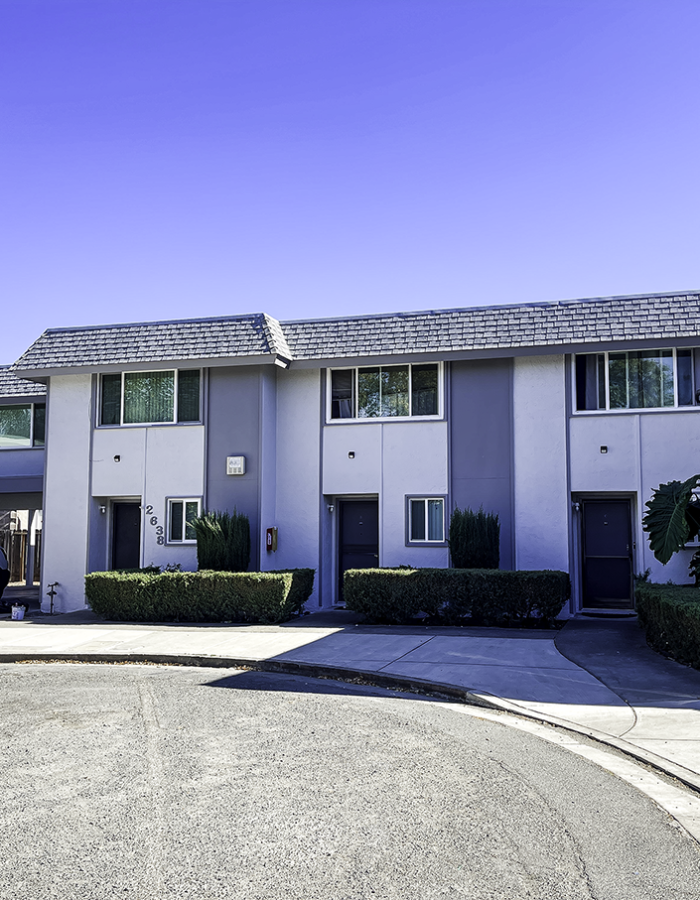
1, 663, 698, 899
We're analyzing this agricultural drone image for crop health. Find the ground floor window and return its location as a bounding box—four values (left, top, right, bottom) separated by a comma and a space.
408, 497, 445, 543
168, 499, 201, 543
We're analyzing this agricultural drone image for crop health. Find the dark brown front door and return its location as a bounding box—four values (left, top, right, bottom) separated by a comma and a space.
338, 499, 379, 600
581, 499, 634, 609
112, 503, 141, 570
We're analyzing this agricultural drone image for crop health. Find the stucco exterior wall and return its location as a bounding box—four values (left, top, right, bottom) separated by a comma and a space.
41, 375, 93, 612
450, 359, 514, 568
206, 366, 263, 571
513, 356, 569, 572
570, 408, 700, 585
322, 417, 449, 602
266, 369, 322, 604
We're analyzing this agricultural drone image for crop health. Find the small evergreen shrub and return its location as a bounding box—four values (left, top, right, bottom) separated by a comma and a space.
636, 583, 700, 669
85, 568, 314, 624
344, 568, 569, 626
448, 507, 500, 569
192, 509, 251, 572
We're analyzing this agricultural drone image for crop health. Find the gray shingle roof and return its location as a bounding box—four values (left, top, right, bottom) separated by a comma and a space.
9, 291, 700, 374
0, 367, 46, 398
12, 314, 283, 373
282, 292, 700, 360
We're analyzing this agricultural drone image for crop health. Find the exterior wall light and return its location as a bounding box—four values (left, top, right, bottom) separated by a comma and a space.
348, 451, 355, 459
600, 446, 608, 454
113, 455, 121, 462
99, 506, 106, 514
327, 505, 335, 513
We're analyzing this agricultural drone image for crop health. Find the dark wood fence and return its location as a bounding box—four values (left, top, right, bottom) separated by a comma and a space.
0, 530, 42, 583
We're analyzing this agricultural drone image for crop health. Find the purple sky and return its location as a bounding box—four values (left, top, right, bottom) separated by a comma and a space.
3, 1, 699, 364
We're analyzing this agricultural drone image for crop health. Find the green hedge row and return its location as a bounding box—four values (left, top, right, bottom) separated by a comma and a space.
635, 583, 700, 669
85, 568, 314, 625
343, 568, 570, 626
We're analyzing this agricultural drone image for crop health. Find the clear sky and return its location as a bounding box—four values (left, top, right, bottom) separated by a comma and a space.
3, 0, 699, 364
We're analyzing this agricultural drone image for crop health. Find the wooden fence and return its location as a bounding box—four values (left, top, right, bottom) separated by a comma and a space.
0, 530, 42, 583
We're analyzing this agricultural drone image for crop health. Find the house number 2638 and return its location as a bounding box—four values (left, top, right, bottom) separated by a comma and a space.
147, 510, 165, 545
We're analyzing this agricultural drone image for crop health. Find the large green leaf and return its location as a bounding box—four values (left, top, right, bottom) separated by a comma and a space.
643, 475, 700, 565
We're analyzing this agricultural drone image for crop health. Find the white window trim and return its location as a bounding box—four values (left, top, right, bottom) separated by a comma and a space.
97, 368, 202, 427
0, 401, 46, 450
573, 348, 698, 414
167, 497, 202, 544
406, 495, 447, 546
326, 362, 444, 423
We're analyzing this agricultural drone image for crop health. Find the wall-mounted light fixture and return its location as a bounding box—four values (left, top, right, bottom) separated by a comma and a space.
571, 501, 581, 513
348, 451, 355, 459
99, 505, 106, 514
327, 505, 335, 513
600, 446, 608, 454
113, 455, 121, 463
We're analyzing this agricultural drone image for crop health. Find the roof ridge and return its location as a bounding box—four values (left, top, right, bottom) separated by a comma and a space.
262, 314, 294, 361
280, 290, 700, 328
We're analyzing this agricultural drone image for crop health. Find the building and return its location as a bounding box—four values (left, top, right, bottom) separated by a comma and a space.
9, 291, 700, 614
0, 367, 46, 586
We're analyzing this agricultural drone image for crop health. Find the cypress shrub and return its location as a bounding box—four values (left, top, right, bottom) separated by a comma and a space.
192, 509, 251, 572
448, 506, 500, 569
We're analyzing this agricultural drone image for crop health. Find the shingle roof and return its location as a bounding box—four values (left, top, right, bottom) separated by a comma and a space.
12, 314, 283, 373
0, 367, 46, 398
9, 291, 700, 374
282, 292, 700, 360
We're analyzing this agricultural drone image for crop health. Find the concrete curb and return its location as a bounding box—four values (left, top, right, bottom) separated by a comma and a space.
4, 650, 700, 796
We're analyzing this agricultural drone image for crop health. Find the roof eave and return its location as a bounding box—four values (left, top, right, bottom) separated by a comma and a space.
11, 353, 281, 379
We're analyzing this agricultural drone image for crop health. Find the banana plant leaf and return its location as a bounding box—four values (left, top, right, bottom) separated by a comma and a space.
642, 474, 700, 565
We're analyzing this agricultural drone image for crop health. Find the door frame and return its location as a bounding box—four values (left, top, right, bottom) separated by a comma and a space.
572, 492, 637, 611
332, 494, 379, 606
109, 497, 143, 571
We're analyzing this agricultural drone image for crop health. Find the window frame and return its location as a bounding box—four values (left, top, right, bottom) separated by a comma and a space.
405, 495, 448, 547
326, 362, 444, 423
573, 348, 699, 414
166, 497, 202, 544
0, 401, 46, 450
98, 368, 202, 427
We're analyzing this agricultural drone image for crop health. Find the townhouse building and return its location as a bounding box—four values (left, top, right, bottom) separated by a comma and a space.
6, 291, 700, 614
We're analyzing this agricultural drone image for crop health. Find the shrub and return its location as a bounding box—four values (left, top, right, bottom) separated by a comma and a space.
344, 568, 470, 624
448, 507, 500, 569
191, 509, 251, 572
344, 567, 570, 626
636, 583, 700, 669
85, 568, 314, 624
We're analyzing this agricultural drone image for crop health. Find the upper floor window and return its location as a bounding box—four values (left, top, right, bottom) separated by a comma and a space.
575, 349, 699, 412
0, 403, 45, 449
99, 370, 201, 426
330, 363, 441, 420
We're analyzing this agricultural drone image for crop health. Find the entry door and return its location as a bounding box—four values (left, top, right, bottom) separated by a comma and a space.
112, 503, 142, 570
581, 499, 633, 609
338, 500, 379, 599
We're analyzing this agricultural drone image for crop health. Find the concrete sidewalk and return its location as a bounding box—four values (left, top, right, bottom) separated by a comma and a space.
0, 609, 699, 792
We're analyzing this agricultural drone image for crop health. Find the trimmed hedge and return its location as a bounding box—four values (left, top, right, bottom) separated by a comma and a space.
636, 583, 700, 669
85, 568, 314, 625
344, 567, 570, 626
343, 568, 470, 625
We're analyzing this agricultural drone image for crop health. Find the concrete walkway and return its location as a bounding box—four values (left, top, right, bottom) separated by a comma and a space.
1, 608, 699, 793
